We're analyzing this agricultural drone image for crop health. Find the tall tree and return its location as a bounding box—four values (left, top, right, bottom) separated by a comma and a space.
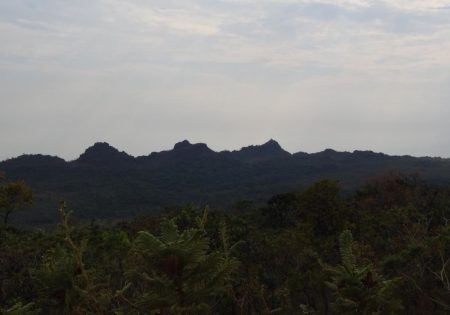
0, 172, 32, 225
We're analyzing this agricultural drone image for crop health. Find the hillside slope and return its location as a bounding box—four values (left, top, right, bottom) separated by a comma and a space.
2, 140, 450, 225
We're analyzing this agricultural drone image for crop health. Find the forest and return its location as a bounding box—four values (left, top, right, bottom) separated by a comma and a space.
1, 171, 450, 314
3, 140, 450, 227
3, 0, 450, 313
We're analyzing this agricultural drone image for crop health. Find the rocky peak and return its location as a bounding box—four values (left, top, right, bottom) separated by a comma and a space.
173, 140, 212, 153
76, 142, 132, 164
260, 139, 285, 152
173, 140, 193, 150
232, 139, 290, 162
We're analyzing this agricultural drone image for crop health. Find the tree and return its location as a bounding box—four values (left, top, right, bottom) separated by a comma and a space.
297, 180, 346, 237
0, 172, 32, 225
119, 209, 239, 314
262, 192, 299, 229
324, 230, 403, 315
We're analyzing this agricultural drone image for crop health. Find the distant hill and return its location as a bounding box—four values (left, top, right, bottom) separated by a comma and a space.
2, 140, 450, 226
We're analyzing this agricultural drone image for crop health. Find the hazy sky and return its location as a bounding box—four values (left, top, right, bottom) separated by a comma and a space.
1, 0, 450, 160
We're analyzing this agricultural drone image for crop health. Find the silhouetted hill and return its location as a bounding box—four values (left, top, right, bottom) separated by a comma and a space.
2, 154, 66, 167
224, 139, 291, 162
2, 140, 450, 226
76, 142, 133, 166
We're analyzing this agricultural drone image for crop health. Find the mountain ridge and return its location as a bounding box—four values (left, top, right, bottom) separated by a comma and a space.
2, 139, 450, 226
2, 139, 444, 164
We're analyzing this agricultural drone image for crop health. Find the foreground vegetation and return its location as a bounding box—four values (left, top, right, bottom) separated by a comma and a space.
1, 173, 450, 314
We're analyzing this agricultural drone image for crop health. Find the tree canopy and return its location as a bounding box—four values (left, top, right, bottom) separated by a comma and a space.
0, 172, 32, 225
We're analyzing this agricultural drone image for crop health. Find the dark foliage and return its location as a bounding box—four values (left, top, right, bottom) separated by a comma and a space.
1, 173, 450, 314
2, 141, 450, 226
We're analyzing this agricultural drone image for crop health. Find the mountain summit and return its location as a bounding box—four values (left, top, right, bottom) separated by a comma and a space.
173, 140, 212, 153
260, 139, 288, 153
230, 139, 291, 162
173, 140, 193, 150
1, 139, 450, 226
76, 142, 132, 165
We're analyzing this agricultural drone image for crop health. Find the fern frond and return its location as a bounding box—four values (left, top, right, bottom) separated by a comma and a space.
339, 230, 356, 272
160, 220, 179, 244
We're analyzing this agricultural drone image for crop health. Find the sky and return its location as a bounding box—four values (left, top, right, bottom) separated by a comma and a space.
1, 0, 450, 160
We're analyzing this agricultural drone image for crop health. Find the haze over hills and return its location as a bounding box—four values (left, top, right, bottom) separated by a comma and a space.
1, 140, 450, 226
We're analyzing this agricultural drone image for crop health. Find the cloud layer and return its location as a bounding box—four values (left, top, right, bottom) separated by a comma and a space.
1, 0, 450, 159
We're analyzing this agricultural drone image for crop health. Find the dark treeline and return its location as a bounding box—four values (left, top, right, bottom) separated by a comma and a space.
1, 172, 450, 314
3, 140, 450, 227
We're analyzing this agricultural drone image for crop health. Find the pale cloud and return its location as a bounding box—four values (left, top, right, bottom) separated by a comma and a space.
1, 0, 450, 159
104, 0, 222, 36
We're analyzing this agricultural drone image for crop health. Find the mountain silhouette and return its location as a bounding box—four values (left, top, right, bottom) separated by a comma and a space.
76, 142, 133, 166
2, 140, 450, 226
225, 139, 291, 162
